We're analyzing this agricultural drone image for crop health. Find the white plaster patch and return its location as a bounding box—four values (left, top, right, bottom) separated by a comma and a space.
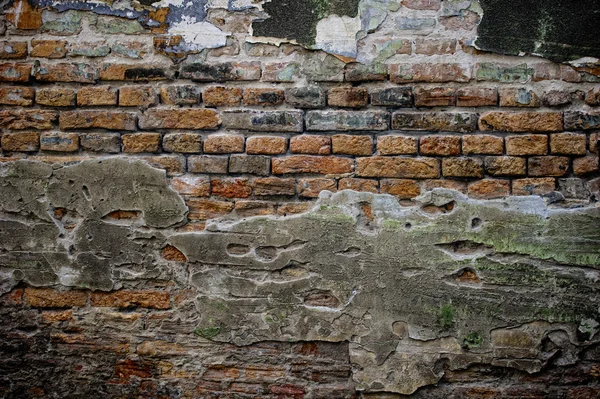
167, 16, 227, 50
314, 15, 362, 58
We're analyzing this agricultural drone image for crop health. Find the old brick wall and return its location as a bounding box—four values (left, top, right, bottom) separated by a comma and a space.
1, 0, 599, 397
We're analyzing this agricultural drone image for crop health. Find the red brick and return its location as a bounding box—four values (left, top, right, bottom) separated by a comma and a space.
119, 86, 158, 107
573, 156, 599, 175
203, 86, 242, 107
252, 177, 296, 196
90, 290, 170, 309
328, 87, 368, 108
479, 112, 563, 132
356, 156, 439, 178
415, 39, 456, 55
550, 133, 587, 155
585, 88, 600, 106
339, 178, 378, 193
187, 198, 234, 220
1, 132, 39, 152
33, 63, 96, 83
77, 86, 117, 106
162, 133, 202, 153
171, 176, 210, 197
532, 62, 561, 81
0, 109, 57, 130
0, 41, 28, 59
591, 132, 600, 153
419, 135, 461, 156
442, 157, 484, 178
512, 178, 556, 195
528, 156, 570, 177
139, 109, 220, 130
390, 63, 470, 83
24, 288, 87, 308
402, 0, 440, 10
211, 178, 252, 198
0, 63, 32, 82
40, 132, 79, 152
462, 135, 503, 155
290, 135, 331, 155
246, 136, 287, 155
272, 156, 354, 175
505, 135, 548, 156
204, 134, 244, 154
484, 156, 526, 177
468, 179, 510, 199
161, 245, 187, 262
122, 133, 160, 153
456, 87, 498, 107
414, 87, 456, 107
380, 179, 421, 199
376, 135, 418, 155
299, 178, 337, 198
0, 86, 34, 105
499, 88, 540, 107
60, 110, 136, 131
36, 88, 76, 107
332, 135, 373, 156
30, 40, 67, 58
243, 88, 284, 106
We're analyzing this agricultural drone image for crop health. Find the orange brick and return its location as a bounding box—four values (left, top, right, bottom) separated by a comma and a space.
328, 87, 368, 108
0, 109, 57, 130
512, 178, 556, 195
98, 63, 168, 81
573, 156, 599, 175
24, 288, 87, 308
462, 135, 503, 155
550, 133, 587, 155
119, 86, 158, 107
0, 63, 32, 82
442, 157, 484, 178
252, 177, 296, 196
1, 132, 39, 152
277, 203, 313, 216
414, 87, 456, 107
422, 179, 467, 193
499, 88, 540, 107
243, 88, 284, 106
235, 201, 277, 217
90, 290, 170, 309
376, 135, 418, 155
290, 135, 331, 155
332, 135, 373, 156
138, 155, 186, 176
171, 176, 210, 197
356, 156, 439, 178
211, 178, 252, 198
30, 40, 67, 58
505, 135, 548, 156
380, 179, 421, 199
246, 136, 287, 155
272, 156, 354, 175
203, 86, 242, 107
36, 88, 76, 107
139, 109, 220, 130
40, 132, 79, 152
528, 156, 570, 176
479, 111, 563, 132
33, 62, 97, 83
339, 178, 378, 193
162, 133, 202, 153
484, 156, 526, 176
0, 86, 34, 105
419, 135, 461, 156
0, 41, 28, 59
204, 134, 244, 154
60, 110, 136, 131
122, 133, 161, 153
298, 178, 337, 198
187, 198, 234, 220
161, 245, 187, 262
77, 86, 117, 106
456, 87, 497, 107
468, 179, 510, 199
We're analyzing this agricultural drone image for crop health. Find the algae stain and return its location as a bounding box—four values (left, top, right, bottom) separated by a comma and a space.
194, 326, 221, 339
439, 304, 455, 330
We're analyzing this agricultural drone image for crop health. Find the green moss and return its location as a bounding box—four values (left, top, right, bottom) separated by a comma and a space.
439, 304, 455, 330
194, 326, 221, 339
463, 332, 483, 349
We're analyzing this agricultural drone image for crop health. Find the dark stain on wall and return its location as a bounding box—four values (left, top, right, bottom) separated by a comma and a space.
252, 0, 361, 47
476, 0, 600, 62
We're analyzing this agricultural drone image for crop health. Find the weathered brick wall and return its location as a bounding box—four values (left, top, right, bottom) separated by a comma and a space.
1, 0, 600, 397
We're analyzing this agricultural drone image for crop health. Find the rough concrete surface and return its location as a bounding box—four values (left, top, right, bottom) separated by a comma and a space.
1, 159, 599, 396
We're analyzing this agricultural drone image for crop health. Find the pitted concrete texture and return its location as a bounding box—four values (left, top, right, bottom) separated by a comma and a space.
1, 159, 599, 395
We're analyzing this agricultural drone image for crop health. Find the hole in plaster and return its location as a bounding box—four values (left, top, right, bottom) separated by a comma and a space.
226, 243, 251, 256
405, 223, 412, 230
303, 290, 340, 308
455, 268, 481, 284
471, 217, 483, 229
82, 185, 91, 201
